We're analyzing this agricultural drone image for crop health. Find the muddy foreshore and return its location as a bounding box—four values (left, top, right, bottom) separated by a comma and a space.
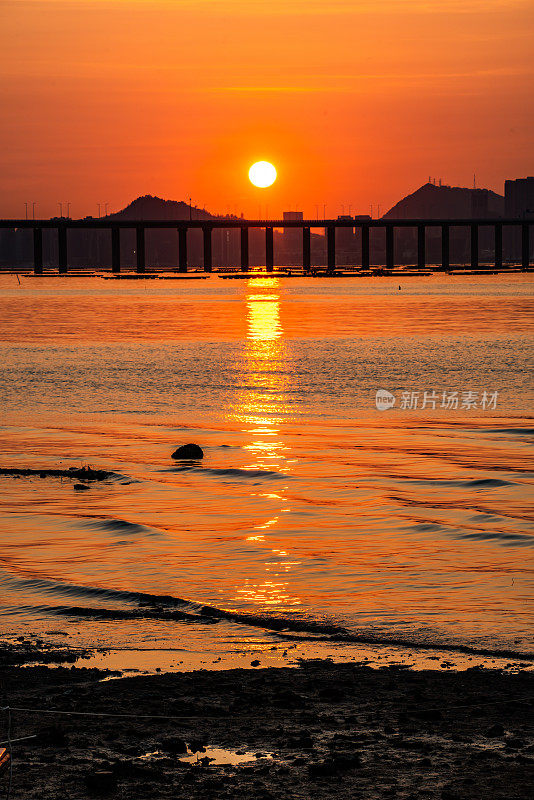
1, 647, 533, 800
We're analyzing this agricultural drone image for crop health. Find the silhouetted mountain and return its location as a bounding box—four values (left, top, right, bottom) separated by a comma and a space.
383, 182, 504, 220
381, 183, 505, 264
105, 194, 216, 222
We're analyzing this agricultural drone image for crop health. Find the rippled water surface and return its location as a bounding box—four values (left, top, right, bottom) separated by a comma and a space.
0, 273, 532, 658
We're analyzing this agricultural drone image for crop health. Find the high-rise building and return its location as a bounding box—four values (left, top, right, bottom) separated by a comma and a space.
504, 178, 534, 262
505, 177, 534, 218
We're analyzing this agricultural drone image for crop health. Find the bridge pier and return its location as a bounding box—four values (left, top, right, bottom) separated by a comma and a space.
386, 225, 394, 270
441, 224, 450, 270
327, 225, 335, 272
302, 227, 311, 271
136, 225, 145, 273
240, 227, 249, 271
111, 226, 120, 273
178, 227, 188, 272
33, 227, 43, 274
265, 227, 274, 272
522, 223, 530, 269
203, 226, 212, 272
58, 225, 67, 274
417, 224, 426, 269
494, 223, 502, 269
470, 224, 478, 269
361, 225, 369, 270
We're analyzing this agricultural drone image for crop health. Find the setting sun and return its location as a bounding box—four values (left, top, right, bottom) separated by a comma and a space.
248, 161, 277, 188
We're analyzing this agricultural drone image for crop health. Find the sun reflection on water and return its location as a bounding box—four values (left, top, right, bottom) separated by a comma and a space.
228, 279, 302, 611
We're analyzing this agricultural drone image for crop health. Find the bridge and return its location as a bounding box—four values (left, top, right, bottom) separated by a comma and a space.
0, 217, 532, 274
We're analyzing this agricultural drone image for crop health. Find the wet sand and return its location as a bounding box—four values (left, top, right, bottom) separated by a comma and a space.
1, 651, 532, 799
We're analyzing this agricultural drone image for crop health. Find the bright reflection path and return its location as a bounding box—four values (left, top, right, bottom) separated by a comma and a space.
229, 279, 301, 610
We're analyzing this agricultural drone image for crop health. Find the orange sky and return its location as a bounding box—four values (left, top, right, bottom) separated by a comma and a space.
1, 0, 533, 219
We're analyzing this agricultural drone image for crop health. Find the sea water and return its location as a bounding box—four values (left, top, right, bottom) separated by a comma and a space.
0, 273, 532, 664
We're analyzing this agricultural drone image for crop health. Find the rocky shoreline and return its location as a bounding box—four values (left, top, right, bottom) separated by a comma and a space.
1, 656, 532, 799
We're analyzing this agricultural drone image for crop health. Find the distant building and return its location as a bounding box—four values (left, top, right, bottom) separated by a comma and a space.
282, 211, 303, 264
504, 177, 534, 261
336, 215, 355, 261
505, 177, 534, 218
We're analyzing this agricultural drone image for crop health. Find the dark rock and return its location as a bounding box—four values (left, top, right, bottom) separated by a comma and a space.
251, 660, 261, 667
486, 723, 505, 737
308, 760, 338, 778
112, 760, 167, 780
188, 739, 206, 753
308, 754, 361, 777
171, 444, 204, 459
272, 689, 306, 708
73, 483, 90, 491
160, 735, 188, 754
318, 686, 345, 703
413, 708, 443, 721
298, 735, 314, 749
505, 737, 525, 749
331, 754, 361, 770
38, 725, 69, 747
84, 770, 117, 795
287, 734, 314, 749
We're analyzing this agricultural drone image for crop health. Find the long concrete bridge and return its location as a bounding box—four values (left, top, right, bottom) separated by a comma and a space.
0, 217, 532, 274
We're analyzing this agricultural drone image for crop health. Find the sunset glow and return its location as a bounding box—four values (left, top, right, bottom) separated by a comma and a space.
1, 0, 533, 218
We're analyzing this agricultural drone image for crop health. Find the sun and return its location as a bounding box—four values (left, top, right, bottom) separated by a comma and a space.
249, 161, 277, 188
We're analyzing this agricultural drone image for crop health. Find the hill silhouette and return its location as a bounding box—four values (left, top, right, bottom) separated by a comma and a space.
106, 195, 217, 222
383, 182, 504, 220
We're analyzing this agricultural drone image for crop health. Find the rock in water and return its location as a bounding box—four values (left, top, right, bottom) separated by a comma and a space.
84, 770, 117, 795
172, 443, 204, 459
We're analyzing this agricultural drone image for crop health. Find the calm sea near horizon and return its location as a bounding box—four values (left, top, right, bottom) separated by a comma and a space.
0, 273, 532, 668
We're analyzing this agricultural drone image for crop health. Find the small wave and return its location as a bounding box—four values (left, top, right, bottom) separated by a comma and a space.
29, 604, 220, 624
11, 597, 534, 661
199, 604, 346, 636
2, 571, 534, 660
165, 466, 285, 479
464, 478, 514, 488
492, 427, 534, 436
82, 518, 156, 536
0, 573, 194, 610
455, 530, 533, 546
